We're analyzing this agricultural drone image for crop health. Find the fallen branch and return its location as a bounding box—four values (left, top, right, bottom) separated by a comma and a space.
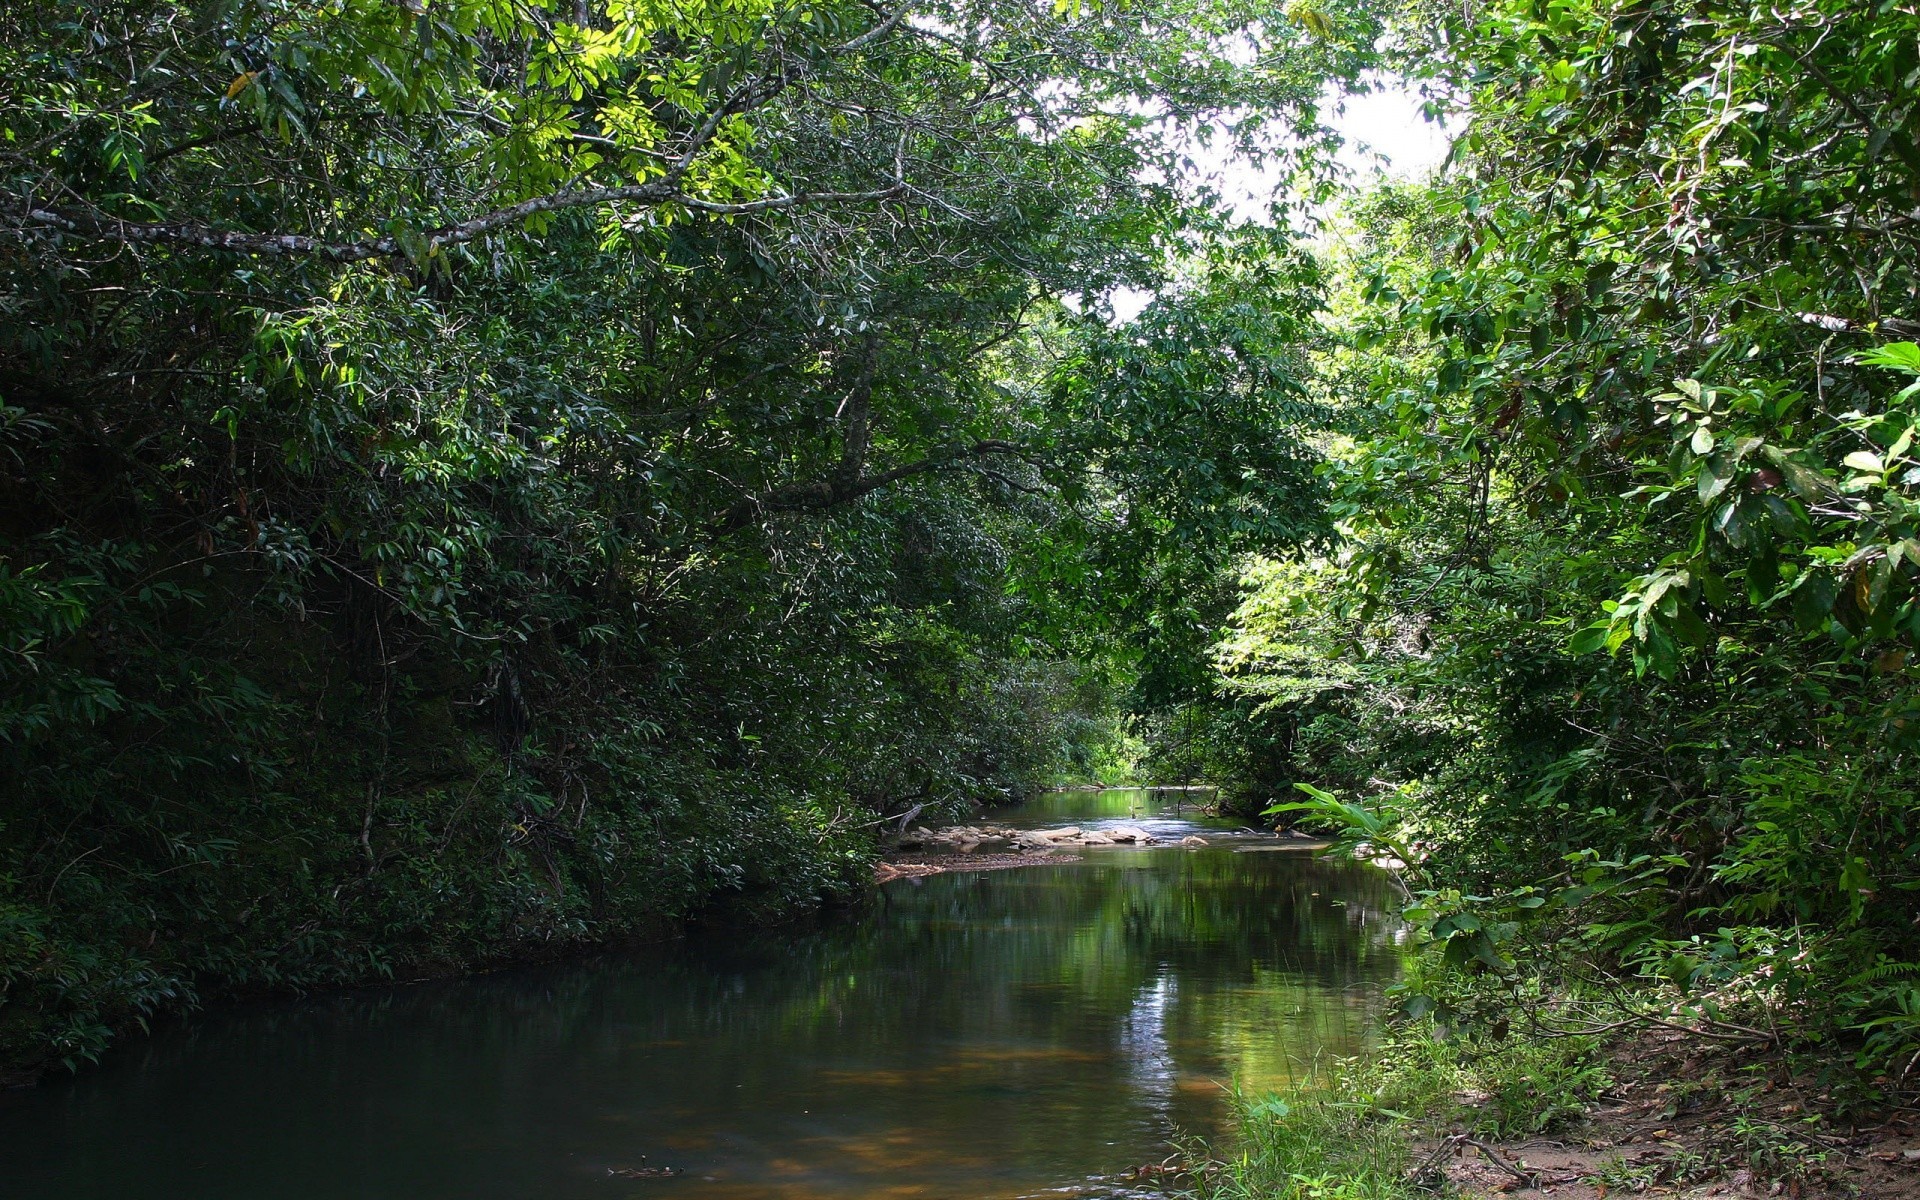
1410, 1134, 1582, 1191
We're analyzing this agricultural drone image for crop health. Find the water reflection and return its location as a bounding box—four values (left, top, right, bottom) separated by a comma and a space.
0, 790, 1401, 1199
989, 787, 1234, 840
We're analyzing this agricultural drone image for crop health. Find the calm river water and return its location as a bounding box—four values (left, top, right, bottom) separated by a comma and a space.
0, 789, 1402, 1199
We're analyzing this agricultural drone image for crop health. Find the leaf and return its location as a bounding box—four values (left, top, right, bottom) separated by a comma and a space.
1862, 555, 1895, 613
1285, 2, 1334, 38
1856, 342, 1920, 374
225, 71, 258, 99
1792, 570, 1839, 630
1844, 451, 1884, 474
1698, 460, 1731, 503
1762, 447, 1838, 499
1568, 623, 1611, 655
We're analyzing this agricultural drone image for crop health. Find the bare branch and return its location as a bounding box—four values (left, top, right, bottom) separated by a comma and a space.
836, 3, 912, 53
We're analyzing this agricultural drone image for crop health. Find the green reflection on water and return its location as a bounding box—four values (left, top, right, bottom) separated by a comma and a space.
0, 790, 1403, 1200
989, 786, 1226, 827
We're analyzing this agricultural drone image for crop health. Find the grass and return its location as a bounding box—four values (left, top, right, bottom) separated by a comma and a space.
1185, 1024, 1611, 1200
1191, 1087, 1413, 1200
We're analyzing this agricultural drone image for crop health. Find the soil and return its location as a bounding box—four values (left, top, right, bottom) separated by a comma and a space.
1424, 1029, 1920, 1200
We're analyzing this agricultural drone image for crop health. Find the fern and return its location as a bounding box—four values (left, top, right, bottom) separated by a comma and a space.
1842, 958, 1920, 989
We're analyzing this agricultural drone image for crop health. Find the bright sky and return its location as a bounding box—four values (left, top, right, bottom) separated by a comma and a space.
1205, 78, 1454, 218
1107, 79, 1453, 321
1330, 80, 1455, 179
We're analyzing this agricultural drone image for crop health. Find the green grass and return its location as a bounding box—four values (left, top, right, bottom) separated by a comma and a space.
1188, 1024, 1610, 1200
1192, 1087, 1414, 1200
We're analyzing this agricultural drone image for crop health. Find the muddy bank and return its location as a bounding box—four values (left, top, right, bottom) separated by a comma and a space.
1421, 1027, 1920, 1200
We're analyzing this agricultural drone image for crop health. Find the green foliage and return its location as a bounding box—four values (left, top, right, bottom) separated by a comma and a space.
1183, 0, 1920, 1076
1195, 1080, 1414, 1200
1269, 783, 1415, 867
1195, 1021, 1608, 1200
1049, 229, 1335, 703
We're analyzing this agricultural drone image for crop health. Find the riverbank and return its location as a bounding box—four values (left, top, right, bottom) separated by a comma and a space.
1186, 1017, 1920, 1200
872, 851, 1077, 881
872, 817, 1328, 882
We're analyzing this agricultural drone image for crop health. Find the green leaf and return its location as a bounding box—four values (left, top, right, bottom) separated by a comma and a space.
1856, 342, 1920, 374
1568, 623, 1611, 655
1792, 570, 1840, 630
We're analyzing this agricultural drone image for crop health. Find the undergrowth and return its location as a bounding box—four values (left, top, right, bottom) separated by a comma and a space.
1187, 1022, 1608, 1200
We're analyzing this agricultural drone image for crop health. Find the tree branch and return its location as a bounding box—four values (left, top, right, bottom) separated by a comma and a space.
711, 439, 1039, 537
833, 332, 882, 492
9, 181, 907, 262
1790, 36, 1920, 191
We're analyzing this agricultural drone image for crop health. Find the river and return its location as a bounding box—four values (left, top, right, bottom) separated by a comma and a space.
0, 788, 1402, 1198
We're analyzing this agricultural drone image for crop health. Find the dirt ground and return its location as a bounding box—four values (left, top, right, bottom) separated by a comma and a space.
1425, 1030, 1920, 1200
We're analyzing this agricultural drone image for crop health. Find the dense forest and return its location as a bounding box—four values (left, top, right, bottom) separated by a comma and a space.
3, 0, 1918, 1130
0, 0, 1359, 1074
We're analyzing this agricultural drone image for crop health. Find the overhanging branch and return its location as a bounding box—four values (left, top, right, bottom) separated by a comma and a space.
11, 181, 908, 263
712, 439, 1042, 537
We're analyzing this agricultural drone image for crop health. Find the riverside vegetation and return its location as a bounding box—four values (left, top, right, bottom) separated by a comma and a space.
4, 0, 1920, 1193
1174, 0, 1920, 1194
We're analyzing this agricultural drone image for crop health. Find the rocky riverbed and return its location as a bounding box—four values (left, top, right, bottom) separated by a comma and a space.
897, 822, 1211, 852
873, 822, 1215, 883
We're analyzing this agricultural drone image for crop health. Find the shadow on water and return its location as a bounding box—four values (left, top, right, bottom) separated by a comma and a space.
0, 789, 1404, 1199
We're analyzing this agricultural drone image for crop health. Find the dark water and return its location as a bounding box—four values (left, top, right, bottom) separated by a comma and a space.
0, 789, 1403, 1199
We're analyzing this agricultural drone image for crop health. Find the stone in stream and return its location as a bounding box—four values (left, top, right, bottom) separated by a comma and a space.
1180, 835, 1208, 847
900, 822, 1169, 851
608, 1162, 681, 1179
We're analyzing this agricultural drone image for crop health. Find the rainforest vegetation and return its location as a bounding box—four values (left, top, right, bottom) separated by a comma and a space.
3, 0, 1919, 1131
